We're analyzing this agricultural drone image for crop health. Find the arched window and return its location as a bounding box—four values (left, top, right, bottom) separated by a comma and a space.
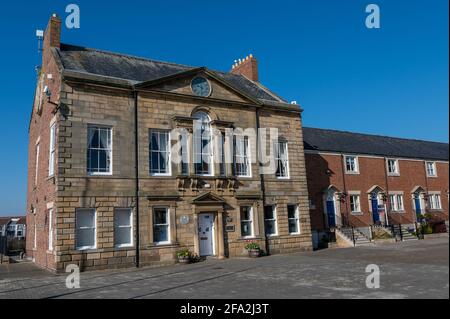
193, 111, 213, 175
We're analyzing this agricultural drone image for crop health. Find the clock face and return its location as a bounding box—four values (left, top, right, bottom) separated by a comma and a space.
191, 77, 211, 97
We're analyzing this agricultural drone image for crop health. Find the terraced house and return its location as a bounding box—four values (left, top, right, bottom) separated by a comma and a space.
304, 128, 449, 246
27, 15, 312, 272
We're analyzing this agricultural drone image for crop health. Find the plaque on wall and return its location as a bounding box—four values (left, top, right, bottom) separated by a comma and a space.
225, 225, 235, 232
180, 215, 190, 225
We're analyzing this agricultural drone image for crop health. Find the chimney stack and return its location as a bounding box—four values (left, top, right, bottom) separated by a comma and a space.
43, 13, 61, 50
230, 54, 259, 82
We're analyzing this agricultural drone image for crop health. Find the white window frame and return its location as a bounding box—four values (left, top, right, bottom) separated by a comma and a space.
344, 155, 359, 174
48, 209, 53, 251
179, 132, 189, 176
240, 206, 254, 238
153, 207, 171, 245
390, 194, 405, 212
429, 194, 442, 210
193, 112, 214, 176
264, 205, 278, 237
219, 133, 227, 177
350, 195, 361, 213
114, 208, 133, 248
150, 130, 172, 176
49, 123, 56, 176
287, 204, 300, 235
426, 161, 437, 177
87, 126, 113, 176
75, 208, 97, 250
234, 135, 252, 177
275, 140, 290, 179
387, 159, 399, 176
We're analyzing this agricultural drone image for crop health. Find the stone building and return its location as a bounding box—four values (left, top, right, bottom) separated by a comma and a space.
304, 127, 449, 246
26, 15, 313, 272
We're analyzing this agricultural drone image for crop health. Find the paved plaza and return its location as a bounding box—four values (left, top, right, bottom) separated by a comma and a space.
0, 238, 448, 299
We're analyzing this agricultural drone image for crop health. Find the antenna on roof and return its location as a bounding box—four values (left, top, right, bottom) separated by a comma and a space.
36, 29, 44, 54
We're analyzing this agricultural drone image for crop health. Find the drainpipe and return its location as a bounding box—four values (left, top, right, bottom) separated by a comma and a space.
255, 107, 269, 255
134, 90, 140, 267
423, 160, 430, 215
383, 157, 391, 226
340, 154, 350, 226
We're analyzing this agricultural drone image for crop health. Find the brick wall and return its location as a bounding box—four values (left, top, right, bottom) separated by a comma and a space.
306, 152, 449, 231
26, 15, 62, 271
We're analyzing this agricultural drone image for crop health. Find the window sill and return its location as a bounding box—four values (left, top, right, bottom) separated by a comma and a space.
150, 175, 173, 178
87, 173, 113, 177
345, 172, 360, 175
147, 242, 178, 249
76, 246, 97, 251
390, 210, 405, 214
115, 244, 134, 249
235, 175, 253, 179
426, 175, 438, 178
428, 209, 444, 212
351, 211, 363, 215
387, 173, 400, 177
238, 236, 261, 241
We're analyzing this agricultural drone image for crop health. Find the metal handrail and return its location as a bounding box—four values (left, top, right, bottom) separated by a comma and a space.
351, 227, 356, 246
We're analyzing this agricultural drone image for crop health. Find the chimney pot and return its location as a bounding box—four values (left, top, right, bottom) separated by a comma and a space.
230, 53, 259, 82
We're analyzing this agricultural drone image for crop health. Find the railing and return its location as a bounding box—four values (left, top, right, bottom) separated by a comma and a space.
414, 222, 423, 240
351, 227, 356, 246
333, 225, 357, 246
390, 224, 405, 241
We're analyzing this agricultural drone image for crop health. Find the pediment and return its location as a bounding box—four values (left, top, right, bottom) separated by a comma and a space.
192, 192, 226, 205
367, 185, 385, 194
411, 186, 426, 194
135, 68, 259, 105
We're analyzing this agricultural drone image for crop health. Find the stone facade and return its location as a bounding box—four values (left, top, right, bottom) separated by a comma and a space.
26, 15, 313, 272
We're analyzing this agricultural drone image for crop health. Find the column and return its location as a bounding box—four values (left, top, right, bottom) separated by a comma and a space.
253, 203, 260, 237
192, 207, 199, 256
217, 210, 225, 259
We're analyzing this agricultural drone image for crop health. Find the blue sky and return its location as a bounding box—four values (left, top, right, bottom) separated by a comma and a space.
0, 0, 448, 216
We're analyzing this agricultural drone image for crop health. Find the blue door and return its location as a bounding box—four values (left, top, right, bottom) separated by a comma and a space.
326, 201, 336, 227
414, 197, 422, 219
371, 197, 380, 223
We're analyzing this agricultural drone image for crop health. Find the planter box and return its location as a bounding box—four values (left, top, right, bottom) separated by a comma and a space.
248, 249, 260, 258
177, 256, 191, 264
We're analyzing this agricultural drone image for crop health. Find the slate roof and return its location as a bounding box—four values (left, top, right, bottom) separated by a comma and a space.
0, 217, 26, 226
56, 44, 283, 103
303, 127, 449, 161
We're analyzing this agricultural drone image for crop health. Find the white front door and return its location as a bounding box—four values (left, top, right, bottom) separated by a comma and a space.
198, 213, 215, 256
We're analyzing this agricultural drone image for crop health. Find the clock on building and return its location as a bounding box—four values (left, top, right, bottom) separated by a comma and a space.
191, 77, 211, 97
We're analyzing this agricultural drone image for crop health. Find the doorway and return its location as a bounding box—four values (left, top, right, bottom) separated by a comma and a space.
324, 187, 340, 227
198, 213, 215, 256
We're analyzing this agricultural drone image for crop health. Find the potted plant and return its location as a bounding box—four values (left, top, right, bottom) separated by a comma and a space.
176, 248, 192, 264
244, 241, 260, 258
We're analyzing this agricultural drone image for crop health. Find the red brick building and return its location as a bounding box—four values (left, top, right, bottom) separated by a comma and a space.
304, 127, 449, 246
